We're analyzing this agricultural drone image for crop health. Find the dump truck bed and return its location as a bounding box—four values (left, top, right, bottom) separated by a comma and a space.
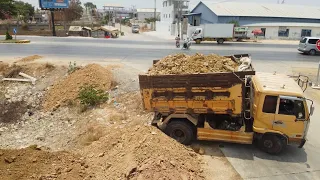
139, 54, 255, 116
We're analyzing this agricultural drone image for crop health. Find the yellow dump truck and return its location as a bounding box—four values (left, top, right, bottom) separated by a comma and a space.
139, 54, 314, 154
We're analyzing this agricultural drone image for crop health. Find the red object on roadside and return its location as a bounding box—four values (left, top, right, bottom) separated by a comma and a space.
316, 39, 320, 51
252, 29, 263, 35
105, 36, 111, 38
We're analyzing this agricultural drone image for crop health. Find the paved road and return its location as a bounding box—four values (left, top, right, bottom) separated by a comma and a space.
1, 33, 320, 180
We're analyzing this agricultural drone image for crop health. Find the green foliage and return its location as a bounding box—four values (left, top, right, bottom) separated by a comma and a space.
78, 85, 109, 108
228, 20, 240, 27
84, 2, 97, 10
68, 61, 79, 74
64, 0, 83, 23
14, 1, 34, 23
5, 31, 12, 40
0, 0, 16, 19
145, 17, 157, 24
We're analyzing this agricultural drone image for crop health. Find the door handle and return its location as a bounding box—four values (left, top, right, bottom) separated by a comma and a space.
274, 120, 283, 125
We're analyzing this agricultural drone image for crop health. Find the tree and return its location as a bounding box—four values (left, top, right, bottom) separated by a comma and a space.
84, 2, 96, 10
228, 20, 240, 27
145, 18, 157, 24
64, 0, 83, 23
14, 1, 34, 23
0, 0, 16, 20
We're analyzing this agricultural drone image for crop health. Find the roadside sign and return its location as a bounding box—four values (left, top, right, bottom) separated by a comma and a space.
13, 28, 17, 35
39, 0, 69, 10
317, 39, 320, 51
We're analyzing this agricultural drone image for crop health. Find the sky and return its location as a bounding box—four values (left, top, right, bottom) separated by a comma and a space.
24, 0, 320, 9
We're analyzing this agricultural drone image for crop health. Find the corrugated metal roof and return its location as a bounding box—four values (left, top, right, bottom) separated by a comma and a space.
136, 8, 160, 13
244, 22, 320, 28
198, 1, 320, 19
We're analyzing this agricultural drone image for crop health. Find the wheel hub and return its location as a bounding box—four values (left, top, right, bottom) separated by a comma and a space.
264, 140, 273, 148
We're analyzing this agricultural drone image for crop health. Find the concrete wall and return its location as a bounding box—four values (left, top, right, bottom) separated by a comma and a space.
246, 26, 320, 40
0, 24, 49, 31
136, 12, 161, 22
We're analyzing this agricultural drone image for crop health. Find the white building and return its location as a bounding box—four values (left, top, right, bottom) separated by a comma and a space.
134, 8, 160, 22
156, 0, 190, 36
189, 2, 320, 40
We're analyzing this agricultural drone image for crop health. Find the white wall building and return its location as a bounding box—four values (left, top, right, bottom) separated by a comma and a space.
156, 0, 190, 36
135, 8, 160, 22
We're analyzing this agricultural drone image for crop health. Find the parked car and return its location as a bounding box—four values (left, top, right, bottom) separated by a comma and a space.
298, 37, 320, 55
132, 25, 140, 33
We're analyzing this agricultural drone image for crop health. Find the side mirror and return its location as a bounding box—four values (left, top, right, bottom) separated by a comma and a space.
310, 105, 315, 116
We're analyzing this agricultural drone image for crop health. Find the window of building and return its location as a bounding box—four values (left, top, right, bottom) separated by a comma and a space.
169, 14, 170, 18
263, 96, 278, 113
308, 38, 319, 44
301, 29, 312, 37
278, 27, 289, 37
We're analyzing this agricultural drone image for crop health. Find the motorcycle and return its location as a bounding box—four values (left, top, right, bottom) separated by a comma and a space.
175, 37, 181, 48
182, 38, 192, 50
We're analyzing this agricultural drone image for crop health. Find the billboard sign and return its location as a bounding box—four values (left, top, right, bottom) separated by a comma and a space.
39, 0, 69, 9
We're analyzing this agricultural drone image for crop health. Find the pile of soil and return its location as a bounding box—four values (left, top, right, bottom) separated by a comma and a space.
0, 147, 90, 180
43, 64, 113, 111
0, 62, 9, 75
148, 53, 238, 75
1, 63, 55, 78
16, 55, 43, 63
81, 125, 204, 180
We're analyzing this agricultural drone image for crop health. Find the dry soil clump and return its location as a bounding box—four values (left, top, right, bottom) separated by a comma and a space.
82, 125, 204, 180
148, 53, 238, 75
0, 147, 90, 180
43, 64, 113, 111
15, 55, 43, 63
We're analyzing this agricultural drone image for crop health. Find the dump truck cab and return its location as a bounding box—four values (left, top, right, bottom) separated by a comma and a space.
251, 72, 312, 153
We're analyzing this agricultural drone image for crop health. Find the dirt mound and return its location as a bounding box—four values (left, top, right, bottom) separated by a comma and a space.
148, 53, 238, 75
16, 55, 43, 63
0, 147, 90, 180
81, 125, 204, 180
0, 62, 9, 75
43, 64, 113, 111
0, 101, 28, 124
2, 63, 55, 78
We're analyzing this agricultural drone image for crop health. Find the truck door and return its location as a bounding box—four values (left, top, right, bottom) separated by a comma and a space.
255, 95, 277, 130
273, 96, 305, 139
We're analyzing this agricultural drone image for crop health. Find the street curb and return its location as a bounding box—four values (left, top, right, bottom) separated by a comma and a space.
0, 40, 31, 44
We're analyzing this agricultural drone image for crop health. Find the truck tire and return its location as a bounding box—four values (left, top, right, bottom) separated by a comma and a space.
217, 38, 224, 44
259, 134, 285, 155
195, 39, 201, 44
165, 121, 195, 145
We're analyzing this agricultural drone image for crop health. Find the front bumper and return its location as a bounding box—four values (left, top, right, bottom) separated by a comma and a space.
298, 48, 308, 53
298, 139, 306, 148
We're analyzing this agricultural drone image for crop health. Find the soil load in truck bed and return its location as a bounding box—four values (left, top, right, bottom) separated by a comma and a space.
147, 53, 239, 75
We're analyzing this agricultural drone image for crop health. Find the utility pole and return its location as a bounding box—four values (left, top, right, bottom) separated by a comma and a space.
51, 10, 56, 36
154, 0, 157, 31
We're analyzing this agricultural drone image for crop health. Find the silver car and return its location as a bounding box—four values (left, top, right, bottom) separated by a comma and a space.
298, 37, 320, 55
132, 25, 140, 33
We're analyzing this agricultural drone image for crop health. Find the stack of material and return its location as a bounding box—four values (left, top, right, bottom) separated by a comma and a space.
148, 53, 239, 75
43, 64, 113, 111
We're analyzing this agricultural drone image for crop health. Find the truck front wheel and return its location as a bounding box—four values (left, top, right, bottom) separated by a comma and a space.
165, 121, 195, 145
259, 134, 285, 155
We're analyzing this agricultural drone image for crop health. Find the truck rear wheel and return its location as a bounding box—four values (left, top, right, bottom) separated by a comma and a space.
165, 121, 195, 145
217, 38, 224, 44
259, 134, 285, 155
